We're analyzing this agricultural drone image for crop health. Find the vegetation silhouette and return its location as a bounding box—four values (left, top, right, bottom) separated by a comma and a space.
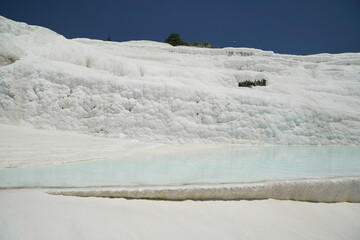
165, 33, 211, 48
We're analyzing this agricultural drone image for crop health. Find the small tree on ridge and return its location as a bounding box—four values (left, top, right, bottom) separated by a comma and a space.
165, 33, 184, 46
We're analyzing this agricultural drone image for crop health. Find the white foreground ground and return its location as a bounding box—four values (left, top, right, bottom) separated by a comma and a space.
1, 189, 360, 240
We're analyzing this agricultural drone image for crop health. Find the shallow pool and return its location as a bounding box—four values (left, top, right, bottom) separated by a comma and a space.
1, 146, 359, 187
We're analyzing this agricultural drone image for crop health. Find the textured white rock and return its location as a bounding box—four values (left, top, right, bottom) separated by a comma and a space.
1, 16, 360, 144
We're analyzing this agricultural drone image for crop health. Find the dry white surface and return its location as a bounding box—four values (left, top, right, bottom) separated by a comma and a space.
0, 123, 225, 168
0, 123, 146, 167
0, 189, 359, 240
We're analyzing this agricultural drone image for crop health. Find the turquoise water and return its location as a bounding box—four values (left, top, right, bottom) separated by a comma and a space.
0, 146, 359, 187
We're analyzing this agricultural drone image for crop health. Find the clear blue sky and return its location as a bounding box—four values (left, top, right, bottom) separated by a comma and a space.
1, 0, 359, 54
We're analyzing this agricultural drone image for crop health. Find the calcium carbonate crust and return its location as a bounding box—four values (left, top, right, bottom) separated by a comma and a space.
49, 177, 360, 203
1, 16, 360, 144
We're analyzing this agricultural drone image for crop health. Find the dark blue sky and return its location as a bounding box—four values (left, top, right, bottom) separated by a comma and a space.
1, 0, 359, 54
